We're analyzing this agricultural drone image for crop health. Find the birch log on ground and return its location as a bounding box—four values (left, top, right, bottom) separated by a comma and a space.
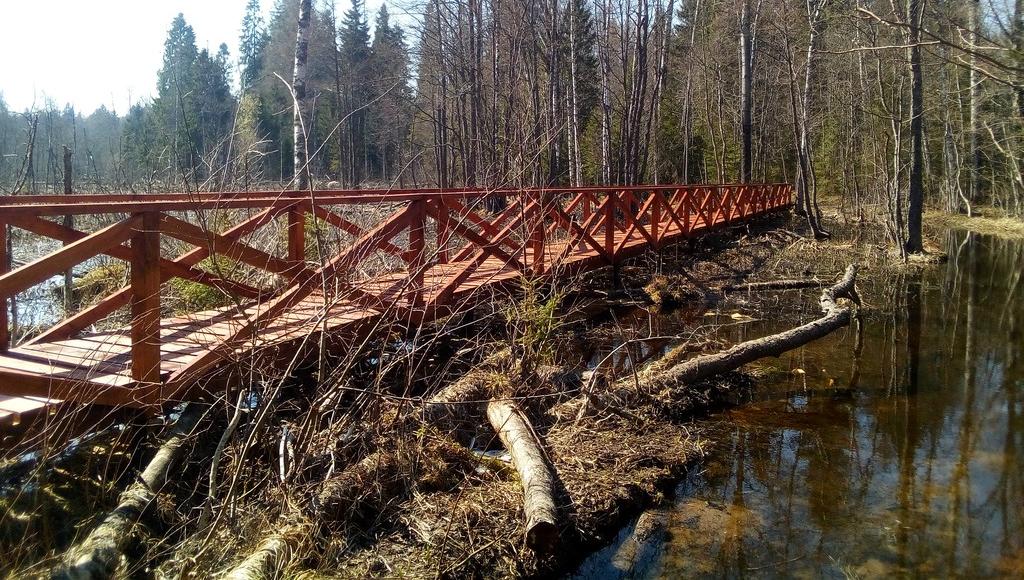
645, 264, 859, 391
220, 525, 305, 580
486, 400, 559, 554
54, 405, 206, 580
722, 278, 824, 293
220, 451, 402, 580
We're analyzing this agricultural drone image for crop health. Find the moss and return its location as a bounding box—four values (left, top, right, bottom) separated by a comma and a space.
166, 256, 242, 312
72, 262, 127, 306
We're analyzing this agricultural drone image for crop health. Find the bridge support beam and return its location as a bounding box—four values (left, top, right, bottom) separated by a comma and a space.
0, 222, 7, 352
131, 212, 161, 385
288, 207, 305, 265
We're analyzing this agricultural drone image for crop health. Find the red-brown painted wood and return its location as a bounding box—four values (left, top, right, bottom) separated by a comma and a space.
0, 183, 792, 414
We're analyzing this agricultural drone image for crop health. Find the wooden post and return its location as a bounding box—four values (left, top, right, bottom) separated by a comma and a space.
531, 192, 546, 275
436, 199, 450, 264
604, 190, 616, 261
678, 188, 691, 237
651, 191, 661, 247
407, 200, 426, 307
131, 212, 161, 385
0, 223, 7, 352
287, 207, 305, 266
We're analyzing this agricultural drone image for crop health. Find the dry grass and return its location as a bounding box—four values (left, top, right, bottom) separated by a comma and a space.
926, 209, 1024, 240
313, 398, 714, 578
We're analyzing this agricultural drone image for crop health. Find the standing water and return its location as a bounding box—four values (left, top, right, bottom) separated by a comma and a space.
574, 230, 1023, 578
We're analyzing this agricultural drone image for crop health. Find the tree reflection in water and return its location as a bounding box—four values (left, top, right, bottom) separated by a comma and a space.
573, 230, 1024, 578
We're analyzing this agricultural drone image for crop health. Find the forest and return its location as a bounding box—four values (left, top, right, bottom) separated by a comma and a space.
1, 0, 1022, 251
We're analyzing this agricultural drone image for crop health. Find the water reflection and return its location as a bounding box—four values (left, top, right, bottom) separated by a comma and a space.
574, 230, 1024, 578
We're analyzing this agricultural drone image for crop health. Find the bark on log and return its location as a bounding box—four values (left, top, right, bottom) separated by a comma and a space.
722, 278, 824, 292
316, 450, 403, 525
645, 265, 859, 391
486, 400, 559, 554
220, 525, 304, 580
420, 350, 510, 427
54, 405, 206, 580
421, 376, 488, 427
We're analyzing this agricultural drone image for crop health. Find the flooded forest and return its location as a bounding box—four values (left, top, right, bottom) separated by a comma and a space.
0, 0, 1022, 578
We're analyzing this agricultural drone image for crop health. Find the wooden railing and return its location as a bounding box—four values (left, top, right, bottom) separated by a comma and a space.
0, 183, 792, 393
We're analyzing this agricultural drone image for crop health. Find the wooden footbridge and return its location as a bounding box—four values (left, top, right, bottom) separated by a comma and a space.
0, 184, 791, 425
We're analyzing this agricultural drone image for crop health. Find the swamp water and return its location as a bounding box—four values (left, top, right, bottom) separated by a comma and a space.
574, 230, 1023, 578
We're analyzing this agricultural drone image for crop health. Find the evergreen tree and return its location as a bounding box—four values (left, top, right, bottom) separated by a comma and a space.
368, 4, 412, 181
339, 0, 371, 185
565, 0, 599, 131
153, 14, 202, 180
150, 14, 235, 184
239, 0, 270, 89
195, 44, 235, 173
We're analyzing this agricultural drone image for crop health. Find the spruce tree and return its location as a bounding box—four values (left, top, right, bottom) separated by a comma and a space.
239, 0, 270, 89
368, 4, 411, 181
339, 0, 371, 185
153, 14, 201, 181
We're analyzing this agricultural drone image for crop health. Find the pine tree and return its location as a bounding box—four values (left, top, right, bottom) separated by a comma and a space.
368, 4, 412, 181
239, 0, 270, 89
339, 0, 371, 185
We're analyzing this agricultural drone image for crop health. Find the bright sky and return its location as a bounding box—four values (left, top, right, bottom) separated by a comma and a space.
0, 1, 271, 114
0, 0, 405, 116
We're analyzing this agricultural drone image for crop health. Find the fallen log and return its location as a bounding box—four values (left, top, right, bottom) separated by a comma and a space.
55, 404, 207, 580
316, 450, 403, 525
219, 450, 403, 580
645, 264, 859, 391
486, 400, 559, 554
220, 525, 305, 580
721, 277, 824, 293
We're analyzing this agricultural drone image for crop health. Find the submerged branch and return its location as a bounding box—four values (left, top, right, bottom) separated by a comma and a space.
646, 264, 859, 391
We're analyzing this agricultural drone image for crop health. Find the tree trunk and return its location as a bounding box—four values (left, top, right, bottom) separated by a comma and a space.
643, 265, 859, 391
486, 400, 559, 554
222, 527, 304, 580
788, 0, 828, 238
55, 405, 206, 579
968, 0, 980, 210
905, 0, 925, 254
739, 0, 754, 183
292, 0, 312, 191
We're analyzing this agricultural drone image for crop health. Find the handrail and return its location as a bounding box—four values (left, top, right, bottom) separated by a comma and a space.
0, 183, 794, 403
0, 183, 793, 217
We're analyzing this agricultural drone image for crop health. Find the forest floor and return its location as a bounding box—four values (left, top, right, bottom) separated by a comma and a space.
242, 211, 923, 579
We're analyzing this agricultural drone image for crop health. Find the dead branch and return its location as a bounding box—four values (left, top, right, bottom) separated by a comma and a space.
645, 264, 859, 391
54, 405, 207, 579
